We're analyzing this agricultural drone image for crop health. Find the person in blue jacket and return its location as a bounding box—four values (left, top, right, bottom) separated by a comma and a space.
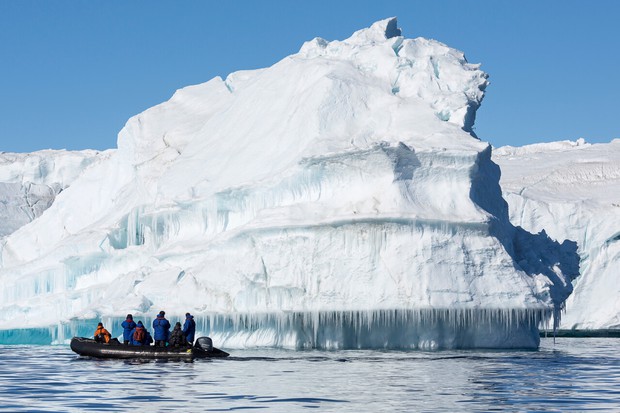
182, 313, 196, 346
152, 310, 170, 347
129, 321, 152, 346
121, 314, 137, 345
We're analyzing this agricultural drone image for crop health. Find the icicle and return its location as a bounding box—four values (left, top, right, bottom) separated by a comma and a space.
179, 307, 551, 351
0, 307, 555, 347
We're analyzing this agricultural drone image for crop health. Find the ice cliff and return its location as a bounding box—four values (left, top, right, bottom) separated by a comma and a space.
494, 139, 620, 330
0, 18, 577, 348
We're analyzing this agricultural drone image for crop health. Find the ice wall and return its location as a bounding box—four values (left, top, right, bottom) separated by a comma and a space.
0, 309, 550, 349
494, 139, 620, 329
0, 18, 577, 348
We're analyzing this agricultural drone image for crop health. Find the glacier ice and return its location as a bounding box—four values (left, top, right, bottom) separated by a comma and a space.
0, 309, 550, 349
494, 139, 620, 330
0, 18, 577, 348
0, 150, 108, 237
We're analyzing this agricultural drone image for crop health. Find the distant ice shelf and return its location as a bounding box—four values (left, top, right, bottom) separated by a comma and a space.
494, 139, 620, 330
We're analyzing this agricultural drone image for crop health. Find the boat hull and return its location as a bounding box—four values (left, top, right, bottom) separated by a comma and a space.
70, 337, 229, 359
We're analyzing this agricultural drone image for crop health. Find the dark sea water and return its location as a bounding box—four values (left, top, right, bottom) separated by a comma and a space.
0, 337, 619, 412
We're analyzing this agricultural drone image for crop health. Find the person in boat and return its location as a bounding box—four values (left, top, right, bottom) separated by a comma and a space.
94, 322, 111, 343
183, 312, 196, 346
168, 322, 187, 347
152, 310, 170, 347
129, 320, 152, 346
121, 314, 137, 345
145, 330, 154, 346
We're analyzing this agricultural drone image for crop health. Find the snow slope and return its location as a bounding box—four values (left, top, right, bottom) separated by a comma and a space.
0, 18, 576, 348
494, 139, 620, 329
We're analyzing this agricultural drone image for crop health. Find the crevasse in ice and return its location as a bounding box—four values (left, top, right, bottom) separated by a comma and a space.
0, 18, 578, 348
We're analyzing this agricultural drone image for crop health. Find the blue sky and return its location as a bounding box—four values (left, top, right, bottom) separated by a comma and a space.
1, 1, 618, 153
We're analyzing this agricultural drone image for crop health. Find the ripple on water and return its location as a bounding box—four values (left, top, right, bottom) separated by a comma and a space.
0, 338, 619, 412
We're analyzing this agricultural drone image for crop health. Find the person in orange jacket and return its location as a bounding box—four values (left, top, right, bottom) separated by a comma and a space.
94, 322, 111, 343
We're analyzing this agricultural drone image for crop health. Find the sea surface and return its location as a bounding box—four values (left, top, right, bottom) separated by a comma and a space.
1, 337, 619, 412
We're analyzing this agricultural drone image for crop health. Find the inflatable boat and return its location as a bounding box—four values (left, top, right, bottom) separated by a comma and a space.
70, 336, 229, 359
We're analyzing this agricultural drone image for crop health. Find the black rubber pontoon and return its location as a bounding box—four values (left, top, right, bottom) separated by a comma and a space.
70, 336, 229, 359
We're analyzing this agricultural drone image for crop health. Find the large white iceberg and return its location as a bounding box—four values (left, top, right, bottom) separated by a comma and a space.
0, 18, 577, 348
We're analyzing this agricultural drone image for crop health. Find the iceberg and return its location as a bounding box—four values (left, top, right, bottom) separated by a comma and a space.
0, 150, 108, 237
0, 18, 577, 349
494, 139, 620, 330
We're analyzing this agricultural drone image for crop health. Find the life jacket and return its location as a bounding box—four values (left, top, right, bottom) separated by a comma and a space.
95, 326, 111, 343
133, 326, 146, 342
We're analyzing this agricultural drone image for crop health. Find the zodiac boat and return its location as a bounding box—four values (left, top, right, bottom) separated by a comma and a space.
70, 336, 229, 359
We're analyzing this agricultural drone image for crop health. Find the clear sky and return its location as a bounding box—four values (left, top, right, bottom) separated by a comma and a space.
1, 1, 618, 153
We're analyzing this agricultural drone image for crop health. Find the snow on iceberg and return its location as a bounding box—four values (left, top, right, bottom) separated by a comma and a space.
494, 139, 620, 330
0, 18, 578, 349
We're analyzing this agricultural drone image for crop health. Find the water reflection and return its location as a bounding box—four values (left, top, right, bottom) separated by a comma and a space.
0, 338, 619, 412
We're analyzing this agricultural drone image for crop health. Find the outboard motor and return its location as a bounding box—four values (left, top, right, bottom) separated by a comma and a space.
192, 336, 229, 358
195, 336, 213, 352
